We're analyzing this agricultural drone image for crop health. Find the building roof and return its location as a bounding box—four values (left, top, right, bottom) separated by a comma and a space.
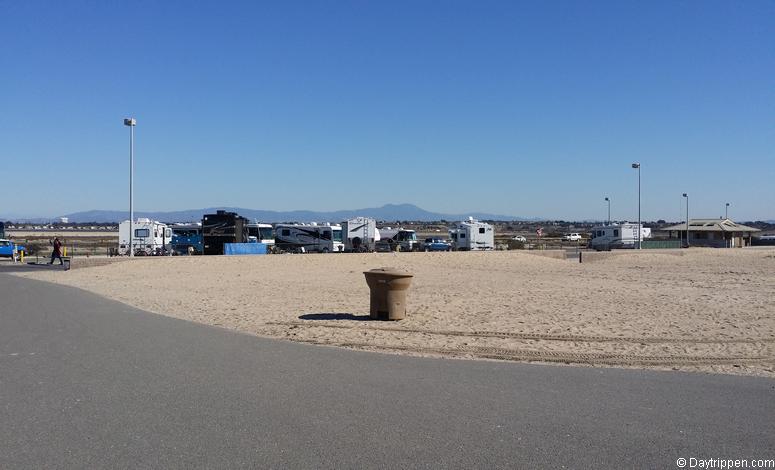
661, 219, 760, 233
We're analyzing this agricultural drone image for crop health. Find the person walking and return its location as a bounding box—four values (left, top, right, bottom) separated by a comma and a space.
49, 237, 63, 265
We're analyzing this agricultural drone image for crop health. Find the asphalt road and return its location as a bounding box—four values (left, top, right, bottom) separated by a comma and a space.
1, 273, 773, 469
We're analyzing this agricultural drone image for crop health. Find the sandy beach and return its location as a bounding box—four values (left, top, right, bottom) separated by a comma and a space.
15, 248, 775, 377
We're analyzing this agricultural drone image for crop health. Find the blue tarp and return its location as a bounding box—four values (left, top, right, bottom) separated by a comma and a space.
224, 243, 268, 255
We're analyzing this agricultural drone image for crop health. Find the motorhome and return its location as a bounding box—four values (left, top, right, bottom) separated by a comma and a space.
375, 228, 418, 252
119, 218, 172, 256
170, 223, 203, 255
341, 217, 379, 252
588, 223, 650, 250
330, 224, 345, 252
202, 210, 249, 255
274, 223, 340, 253
247, 223, 275, 247
449, 218, 494, 251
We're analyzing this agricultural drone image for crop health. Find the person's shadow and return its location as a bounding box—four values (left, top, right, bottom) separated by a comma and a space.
298, 313, 371, 321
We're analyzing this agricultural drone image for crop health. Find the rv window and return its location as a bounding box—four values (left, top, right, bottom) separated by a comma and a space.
281, 229, 290, 236
135, 229, 150, 238
321, 230, 332, 240
479, 228, 485, 234
460, 233, 466, 238
614, 229, 619, 237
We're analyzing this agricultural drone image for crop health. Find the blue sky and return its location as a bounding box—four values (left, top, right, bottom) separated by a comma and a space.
1, 1, 773, 221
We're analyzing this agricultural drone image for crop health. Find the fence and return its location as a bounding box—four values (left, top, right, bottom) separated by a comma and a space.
641, 239, 682, 249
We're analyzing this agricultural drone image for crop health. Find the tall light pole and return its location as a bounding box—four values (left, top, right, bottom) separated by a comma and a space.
124, 118, 136, 257
604, 197, 610, 225
631, 163, 641, 249
725, 202, 730, 219
683, 193, 689, 247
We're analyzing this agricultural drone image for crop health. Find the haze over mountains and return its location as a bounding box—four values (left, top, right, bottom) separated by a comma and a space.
5, 204, 772, 224
43, 204, 527, 223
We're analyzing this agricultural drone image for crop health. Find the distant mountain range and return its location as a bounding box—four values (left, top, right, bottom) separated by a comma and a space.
52, 204, 529, 223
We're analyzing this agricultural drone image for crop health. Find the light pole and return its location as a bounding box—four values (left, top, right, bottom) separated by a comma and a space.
124, 118, 136, 257
604, 197, 610, 225
683, 193, 689, 247
631, 163, 641, 249
725, 202, 730, 219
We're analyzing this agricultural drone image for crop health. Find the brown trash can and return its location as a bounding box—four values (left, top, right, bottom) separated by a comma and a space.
363, 267, 414, 320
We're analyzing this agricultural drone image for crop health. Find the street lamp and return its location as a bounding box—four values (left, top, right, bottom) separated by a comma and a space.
604, 197, 610, 225
683, 193, 689, 247
123, 118, 136, 257
631, 163, 641, 249
725, 202, 730, 219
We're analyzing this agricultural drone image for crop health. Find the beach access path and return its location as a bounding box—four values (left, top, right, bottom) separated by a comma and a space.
1, 273, 773, 469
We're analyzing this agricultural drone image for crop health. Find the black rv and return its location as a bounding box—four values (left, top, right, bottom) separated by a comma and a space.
202, 210, 249, 255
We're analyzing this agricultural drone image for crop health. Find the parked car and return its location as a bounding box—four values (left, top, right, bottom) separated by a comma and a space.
511, 235, 527, 242
563, 233, 582, 242
421, 238, 452, 252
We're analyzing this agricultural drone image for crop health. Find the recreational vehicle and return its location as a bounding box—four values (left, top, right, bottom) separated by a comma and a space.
247, 223, 275, 247
202, 210, 249, 255
341, 217, 379, 252
588, 223, 650, 250
449, 218, 494, 251
119, 218, 172, 256
170, 223, 203, 255
375, 228, 418, 252
274, 223, 340, 253
330, 224, 345, 252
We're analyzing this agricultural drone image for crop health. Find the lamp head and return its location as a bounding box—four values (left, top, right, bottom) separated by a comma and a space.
123, 118, 136, 126
683, 193, 687, 198
631, 163, 640, 168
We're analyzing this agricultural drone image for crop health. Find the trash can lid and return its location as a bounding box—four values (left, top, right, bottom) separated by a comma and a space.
364, 267, 413, 277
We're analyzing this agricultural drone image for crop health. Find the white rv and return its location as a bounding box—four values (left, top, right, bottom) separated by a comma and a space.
119, 218, 172, 256
588, 223, 650, 250
375, 228, 418, 252
274, 223, 340, 253
341, 217, 379, 252
449, 218, 495, 251
247, 223, 275, 247
330, 224, 345, 252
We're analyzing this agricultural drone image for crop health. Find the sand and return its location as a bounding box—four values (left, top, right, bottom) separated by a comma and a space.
15, 248, 775, 377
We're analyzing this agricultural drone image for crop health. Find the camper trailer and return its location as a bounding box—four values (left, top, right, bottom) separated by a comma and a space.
202, 210, 249, 255
119, 218, 172, 256
449, 218, 494, 251
588, 223, 650, 250
247, 223, 275, 247
274, 223, 340, 253
375, 228, 418, 252
341, 217, 379, 252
